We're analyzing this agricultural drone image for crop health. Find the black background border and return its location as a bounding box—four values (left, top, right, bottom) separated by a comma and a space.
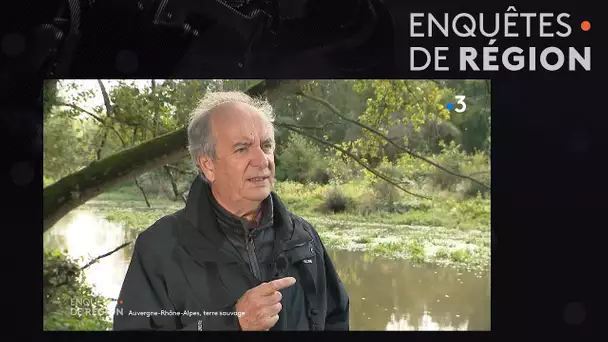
2, 0, 603, 339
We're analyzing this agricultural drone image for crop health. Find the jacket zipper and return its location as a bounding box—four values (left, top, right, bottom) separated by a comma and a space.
246, 231, 262, 281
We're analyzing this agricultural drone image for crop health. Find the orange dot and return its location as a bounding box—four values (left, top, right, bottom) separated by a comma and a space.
581, 21, 591, 31
119, 300, 123, 304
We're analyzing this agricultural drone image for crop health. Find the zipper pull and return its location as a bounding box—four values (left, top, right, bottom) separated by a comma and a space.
244, 231, 250, 244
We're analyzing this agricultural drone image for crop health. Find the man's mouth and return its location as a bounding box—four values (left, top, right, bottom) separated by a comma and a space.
248, 176, 269, 182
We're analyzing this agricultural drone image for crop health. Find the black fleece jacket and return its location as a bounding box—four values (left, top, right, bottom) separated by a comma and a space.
113, 175, 350, 331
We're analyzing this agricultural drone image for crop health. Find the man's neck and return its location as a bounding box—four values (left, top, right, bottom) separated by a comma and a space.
211, 187, 261, 223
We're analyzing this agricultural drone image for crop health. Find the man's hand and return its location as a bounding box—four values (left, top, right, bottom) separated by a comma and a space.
235, 277, 296, 331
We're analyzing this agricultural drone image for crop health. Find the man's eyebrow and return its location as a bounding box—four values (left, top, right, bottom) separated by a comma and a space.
232, 137, 273, 150
232, 141, 251, 149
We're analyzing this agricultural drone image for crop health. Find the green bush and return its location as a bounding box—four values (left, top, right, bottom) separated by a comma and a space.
370, 162, 402, 212
427, 141, 465, 191
355, 191, 378, 216
275, 133, 329, 184
321, 186, 353, 213
43, 249, 112, 331
457, 152, 491, 199
396, 140, 490, 199
325, 154, 364, 184
437, 193, 490, 230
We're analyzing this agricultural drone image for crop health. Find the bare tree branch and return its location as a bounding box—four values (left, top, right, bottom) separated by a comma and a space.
59, 102, 105, 123
59, 102, 127, 146
97, 80, 113, 116
285, 121, 341, 130
81, 242, 133, 270
297, 91, 491, 191
51, 241, 133, 290
280, 123, 430, 200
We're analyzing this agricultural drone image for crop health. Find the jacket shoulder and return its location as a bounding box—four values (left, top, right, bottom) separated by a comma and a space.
133, 211, 182, 255
287, 212, 323, 243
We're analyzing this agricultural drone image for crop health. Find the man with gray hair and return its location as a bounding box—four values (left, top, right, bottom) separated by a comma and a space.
113, 91, 349, 331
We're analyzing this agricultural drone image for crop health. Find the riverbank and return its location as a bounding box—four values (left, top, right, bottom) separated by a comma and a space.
80, 182, 490, 271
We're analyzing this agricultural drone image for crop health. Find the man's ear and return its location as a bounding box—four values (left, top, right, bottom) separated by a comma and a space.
198, 156, 215, 182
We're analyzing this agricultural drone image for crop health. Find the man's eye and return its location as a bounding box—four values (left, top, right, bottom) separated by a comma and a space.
236, 147, 247, 153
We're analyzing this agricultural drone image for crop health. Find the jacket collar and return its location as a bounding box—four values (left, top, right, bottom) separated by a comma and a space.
208, 183, 274, 238
181, 175, 303, 259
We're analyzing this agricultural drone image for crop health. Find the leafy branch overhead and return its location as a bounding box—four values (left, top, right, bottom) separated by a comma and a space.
295, 90, 490, 191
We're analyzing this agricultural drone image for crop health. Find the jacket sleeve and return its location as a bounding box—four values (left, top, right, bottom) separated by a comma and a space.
113, 229, 243, 331
113, 234, 199, 331
315, 231, 350, 330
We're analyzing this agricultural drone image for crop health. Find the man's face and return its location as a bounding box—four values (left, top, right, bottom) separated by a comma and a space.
200, 103, 275, 205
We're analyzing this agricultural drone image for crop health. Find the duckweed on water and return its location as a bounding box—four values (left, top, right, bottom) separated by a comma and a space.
82, 196, 490, 272
311, 217, 490, 272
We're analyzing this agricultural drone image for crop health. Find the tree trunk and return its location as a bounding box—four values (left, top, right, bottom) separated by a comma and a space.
151, 79, 158, 137
43, 80, 308, 232
134, 178, 151, 208
163, 165, 180, 201
130, 127, 151, 206
43, 127, 189, 232
96, 127, 109, 160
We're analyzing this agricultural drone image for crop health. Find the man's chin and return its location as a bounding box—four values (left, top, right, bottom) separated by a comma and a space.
244, 187, 271, 201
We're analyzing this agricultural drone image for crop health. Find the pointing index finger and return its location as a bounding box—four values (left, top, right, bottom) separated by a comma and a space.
261, 277, 296, 294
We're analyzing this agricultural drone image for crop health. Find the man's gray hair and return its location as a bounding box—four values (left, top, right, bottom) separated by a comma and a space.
187, 91, 275, 169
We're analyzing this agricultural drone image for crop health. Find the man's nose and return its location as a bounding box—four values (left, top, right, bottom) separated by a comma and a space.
250, 146, 269, 168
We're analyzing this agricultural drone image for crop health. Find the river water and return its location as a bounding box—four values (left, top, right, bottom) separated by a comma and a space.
43, 210, 490, 331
